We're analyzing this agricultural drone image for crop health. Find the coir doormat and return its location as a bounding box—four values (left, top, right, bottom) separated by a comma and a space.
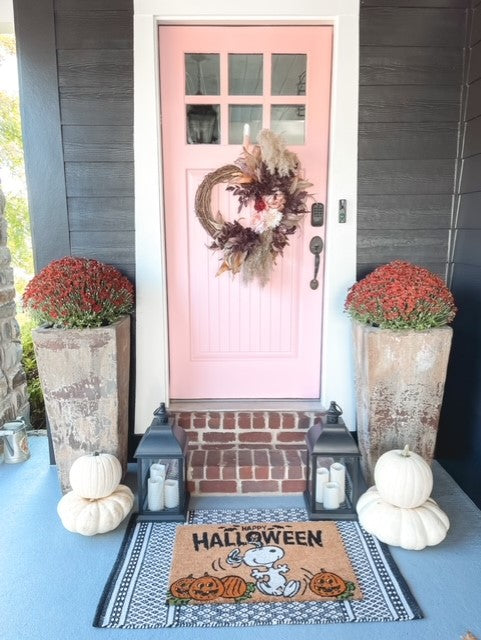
94, 507, 423, 629
167, 520, 361, 605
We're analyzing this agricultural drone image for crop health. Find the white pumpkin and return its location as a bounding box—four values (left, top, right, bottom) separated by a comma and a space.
57, 484, 134, 536
374, 445, 433, 508
357, 486, 450, 550
69, 452, 122, 499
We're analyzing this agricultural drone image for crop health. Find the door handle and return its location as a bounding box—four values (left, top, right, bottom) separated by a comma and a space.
309, 236, 323, 290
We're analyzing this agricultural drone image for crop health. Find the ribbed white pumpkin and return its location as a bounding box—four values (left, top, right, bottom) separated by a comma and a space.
69, 452, 122, 499
374, 445, 433, 508
57, 484, 134, 536
357, 486, 450, 550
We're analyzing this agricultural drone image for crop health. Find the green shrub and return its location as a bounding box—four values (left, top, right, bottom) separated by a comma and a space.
18, 314, 45, 429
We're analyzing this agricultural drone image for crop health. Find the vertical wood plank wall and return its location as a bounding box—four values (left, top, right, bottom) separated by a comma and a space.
437, 0, 481, 507
358, 0, 467, 279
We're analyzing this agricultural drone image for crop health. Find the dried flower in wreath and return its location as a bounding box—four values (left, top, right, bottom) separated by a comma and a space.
195, 129, 312, 285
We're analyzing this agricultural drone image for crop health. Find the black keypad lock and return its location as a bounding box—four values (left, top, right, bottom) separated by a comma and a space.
311, 202, 324, 227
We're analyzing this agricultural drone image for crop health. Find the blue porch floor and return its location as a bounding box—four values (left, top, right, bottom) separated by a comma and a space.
1, 434, 481, 640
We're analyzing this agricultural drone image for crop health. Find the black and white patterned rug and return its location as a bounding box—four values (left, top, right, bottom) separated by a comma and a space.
93, 507, 422, 629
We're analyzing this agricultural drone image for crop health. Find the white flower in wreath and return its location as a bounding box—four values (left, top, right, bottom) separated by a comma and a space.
252, 207, 283, 234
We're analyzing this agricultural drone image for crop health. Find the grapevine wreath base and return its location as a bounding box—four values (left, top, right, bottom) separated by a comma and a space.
194, 129, 312, 286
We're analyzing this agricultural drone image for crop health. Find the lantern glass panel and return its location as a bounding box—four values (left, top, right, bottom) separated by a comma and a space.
139, 457, 183, 514
311, 454, 358, 514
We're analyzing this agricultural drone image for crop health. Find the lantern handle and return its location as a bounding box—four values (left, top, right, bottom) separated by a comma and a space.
153, 403, 169, 423
326, 401, 343, 424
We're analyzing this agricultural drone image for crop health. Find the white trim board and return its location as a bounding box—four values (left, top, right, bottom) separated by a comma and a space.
134, 0, 359, 433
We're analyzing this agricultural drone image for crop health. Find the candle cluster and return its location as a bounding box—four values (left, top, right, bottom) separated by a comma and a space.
315, 462, 346, 509
147, 462, 180, 511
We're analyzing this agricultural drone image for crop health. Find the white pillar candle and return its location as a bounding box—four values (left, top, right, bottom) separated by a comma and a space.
150, 463, 166, 480
243, 123, 250, 146
315, 467, 330, 504
164, 479, 180, 509
330, 462, 346, 503
323, 481, 340, 509
147, 477, 164, 511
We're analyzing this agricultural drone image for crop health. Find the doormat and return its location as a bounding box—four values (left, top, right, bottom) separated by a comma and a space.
93, 507, 423, 629
167, 520, 361, 605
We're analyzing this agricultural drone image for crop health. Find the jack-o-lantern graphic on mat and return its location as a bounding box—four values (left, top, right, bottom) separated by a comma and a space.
309, 569, 348, 597
188, 573, 225, 601
169, 575, 195, 600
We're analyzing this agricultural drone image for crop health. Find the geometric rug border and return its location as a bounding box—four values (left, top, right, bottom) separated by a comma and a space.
93, 512, 139, 628
372, 535, 423, 620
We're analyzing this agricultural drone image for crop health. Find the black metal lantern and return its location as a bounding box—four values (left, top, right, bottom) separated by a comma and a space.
134, 403, 189, 522
304, 401, 362, 520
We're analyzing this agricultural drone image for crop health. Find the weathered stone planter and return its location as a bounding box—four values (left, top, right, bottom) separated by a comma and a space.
32, 316, 130, 493
352, 321, 452, 485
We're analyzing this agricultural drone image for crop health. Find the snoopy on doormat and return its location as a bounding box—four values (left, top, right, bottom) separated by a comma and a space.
226, 535, 301, 597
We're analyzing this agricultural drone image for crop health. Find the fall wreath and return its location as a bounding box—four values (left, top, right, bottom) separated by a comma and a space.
195, 129, 312, 285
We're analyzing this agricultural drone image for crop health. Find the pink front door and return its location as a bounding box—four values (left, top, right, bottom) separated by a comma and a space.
159, 26, 332, 399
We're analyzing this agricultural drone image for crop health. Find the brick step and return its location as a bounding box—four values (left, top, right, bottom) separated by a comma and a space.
187, 447, 307, 495
173, 409, 323, 496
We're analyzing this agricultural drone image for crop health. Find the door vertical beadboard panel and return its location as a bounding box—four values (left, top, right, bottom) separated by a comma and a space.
32, 316, 130, 493
353, 321, 453, 485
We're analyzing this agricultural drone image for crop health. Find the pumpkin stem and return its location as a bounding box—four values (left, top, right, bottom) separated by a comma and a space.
401, 445, 410, 457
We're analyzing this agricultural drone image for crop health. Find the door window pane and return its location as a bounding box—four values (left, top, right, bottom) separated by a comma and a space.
186, 105, 220, 144
271, 54, 307, 96
228, 54, 263, 95
185, 54, 220, 95
229, 105, 262, 144
271, 105, 305, 144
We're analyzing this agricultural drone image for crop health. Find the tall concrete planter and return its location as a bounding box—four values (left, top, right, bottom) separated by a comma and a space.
32, 316, 130, 493
353, 321, 452, 485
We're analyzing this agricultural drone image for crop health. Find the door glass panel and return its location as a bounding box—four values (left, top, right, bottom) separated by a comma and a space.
271, 105, 305, 144
229, 54, 263, 95
185, 54, 220, 95
186, 105, 220, 144
271, 54, 307, 96
229, 105, 262, 144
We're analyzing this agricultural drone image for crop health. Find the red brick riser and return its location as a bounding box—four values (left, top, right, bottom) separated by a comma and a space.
173, 411, 323, 496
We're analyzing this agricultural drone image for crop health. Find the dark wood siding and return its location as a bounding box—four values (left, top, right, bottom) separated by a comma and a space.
14, 0, 134, 276
13, 0, 70, 271
55, 2, 134, 276
438, 3, 481, 507
358, 1, 467, 279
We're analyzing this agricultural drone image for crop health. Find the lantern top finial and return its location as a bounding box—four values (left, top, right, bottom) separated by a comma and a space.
326, 401, 343, 424
153, 403, 169, 423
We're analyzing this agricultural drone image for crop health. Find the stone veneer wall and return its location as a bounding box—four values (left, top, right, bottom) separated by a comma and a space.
0, 187, 28, 437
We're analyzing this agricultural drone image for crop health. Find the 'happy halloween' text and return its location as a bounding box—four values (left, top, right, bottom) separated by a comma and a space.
191, 528, 324, 552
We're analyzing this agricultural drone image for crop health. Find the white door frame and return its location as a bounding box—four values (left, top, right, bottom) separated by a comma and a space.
133, 0, 359, 434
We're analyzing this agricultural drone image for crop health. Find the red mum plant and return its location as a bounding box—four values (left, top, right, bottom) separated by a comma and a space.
22, 257, 134, 329
345, 261, 456, 330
